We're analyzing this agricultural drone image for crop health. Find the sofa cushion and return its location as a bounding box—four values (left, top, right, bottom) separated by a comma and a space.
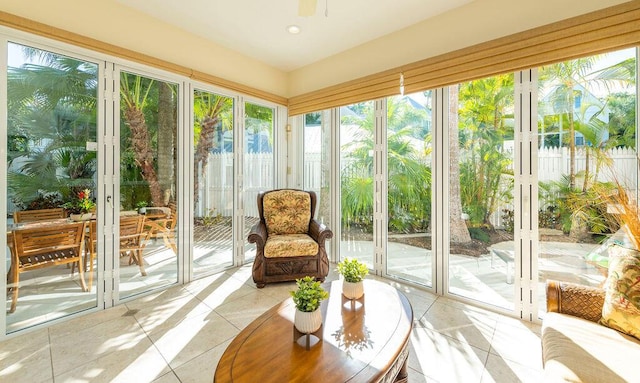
600, 245, 640, 340
542, 312, 640, 383
264, 234, 319, 258
263, 190, 311, 235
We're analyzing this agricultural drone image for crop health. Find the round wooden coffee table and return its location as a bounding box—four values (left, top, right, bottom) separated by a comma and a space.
214, 279, 413, 382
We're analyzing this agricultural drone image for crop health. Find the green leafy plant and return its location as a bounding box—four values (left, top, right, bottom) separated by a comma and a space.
135, 200, 148, 209
62, 189, 96, 214
201, 208, 224, 227
468, 227, 491, 243
290, 276, 329, 312
336, 258, 369, 283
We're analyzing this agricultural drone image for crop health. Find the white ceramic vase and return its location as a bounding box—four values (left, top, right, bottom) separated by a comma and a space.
294, 308, 322, 333
342, 280, 364, 300
70, 213, 92, 221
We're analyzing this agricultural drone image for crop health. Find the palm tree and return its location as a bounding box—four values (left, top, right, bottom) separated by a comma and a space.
193, 91, 233, 202
120, 72, 165, 207
540, 53, 636, 237
7, 47, 98, 205
457, 74, 514, 228
540, 57, 599, 190
157, 82, 177, 205
341, 98, 432, 234
448, 85, 471, 243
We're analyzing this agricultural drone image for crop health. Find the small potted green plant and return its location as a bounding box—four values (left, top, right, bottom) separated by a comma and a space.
337, 258, 369, 299
290, 276, 329, 333
136, 201, 148, 214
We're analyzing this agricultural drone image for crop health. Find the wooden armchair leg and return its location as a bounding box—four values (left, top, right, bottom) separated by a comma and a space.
77, 260, 88, 292
162, 233, 176, 254
136, 250, 147, 276
9, 270, 19, 313
87, 254, 95, 291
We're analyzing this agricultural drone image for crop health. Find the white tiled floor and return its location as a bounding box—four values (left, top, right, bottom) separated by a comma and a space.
0, 264, 544, 383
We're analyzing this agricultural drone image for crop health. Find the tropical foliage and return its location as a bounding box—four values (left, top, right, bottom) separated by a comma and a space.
457, 74, 514, 228
341, 98, 431, 234
7, 45, 98, 208
62, 189, 96, 214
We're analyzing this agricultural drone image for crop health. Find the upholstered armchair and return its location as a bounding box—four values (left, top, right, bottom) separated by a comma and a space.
248, 189, 333, 288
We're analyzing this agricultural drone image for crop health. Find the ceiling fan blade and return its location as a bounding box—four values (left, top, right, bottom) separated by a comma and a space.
298, 0, 317, 16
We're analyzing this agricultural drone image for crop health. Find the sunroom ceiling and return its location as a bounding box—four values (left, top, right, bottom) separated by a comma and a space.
115, 0, 473, 72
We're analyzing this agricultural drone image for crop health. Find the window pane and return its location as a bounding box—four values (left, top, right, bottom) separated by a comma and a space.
193, 89, 234, 275
304, 111, 331, 222
6, 43, 99, 332
244, 102, 274, 262
119, 71, 178, 299
448, 74, 516, 311
537, 48, 638, 316
386, 92, 433, 286
340, 102, 374, 268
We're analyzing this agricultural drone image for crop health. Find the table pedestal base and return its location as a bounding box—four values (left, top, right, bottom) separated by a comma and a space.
293, 325, 323, 350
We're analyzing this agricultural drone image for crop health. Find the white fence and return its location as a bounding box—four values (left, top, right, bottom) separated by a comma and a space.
537, 147, 637, 190
130, 148, 640, 222
197, 153, 273, 218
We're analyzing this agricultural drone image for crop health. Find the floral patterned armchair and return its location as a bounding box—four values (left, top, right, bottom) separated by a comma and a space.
248, 189, 333, 288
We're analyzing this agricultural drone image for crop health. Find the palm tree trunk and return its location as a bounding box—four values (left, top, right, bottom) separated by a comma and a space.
448, 85, 471, 244
157, 82, 175, 206
124, 106, 164, 206
582, 147, 590, 192
193, 115, 219, 202
568, 109, 576, 190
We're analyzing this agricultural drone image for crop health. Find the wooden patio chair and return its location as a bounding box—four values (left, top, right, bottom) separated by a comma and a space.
144, 202, 177, 254
13, 207, 66, 223
7, 221, 88, 313
119, 215, 150, 276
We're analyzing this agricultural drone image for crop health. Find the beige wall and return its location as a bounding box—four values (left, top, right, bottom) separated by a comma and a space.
0, 0, 632, 99
0, 0, 289, 98
287, 0, 631, 97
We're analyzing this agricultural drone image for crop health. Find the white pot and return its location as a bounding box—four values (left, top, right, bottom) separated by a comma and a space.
294, 308, 322, 333
342, 280, 364, 300
70, 213, 92, 221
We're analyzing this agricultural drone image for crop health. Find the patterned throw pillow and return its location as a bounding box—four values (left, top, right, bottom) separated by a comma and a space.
263, 190, 311, 235
600, 245, 640, 340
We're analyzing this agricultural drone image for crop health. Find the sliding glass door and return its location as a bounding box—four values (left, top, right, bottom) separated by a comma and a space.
5, 42, 100, 333
536, 48, 638, 317
192, 89, 234, 276
117, 70, 179, 300
243, 102, 274, 262
447, 76, 516, 311
385, 92, 433, 286
339, 102, 375, 268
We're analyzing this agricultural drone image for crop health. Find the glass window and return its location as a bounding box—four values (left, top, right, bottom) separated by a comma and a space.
193, 89, 234, 275
340, 102, 375, 268
448, 75, 516, 311
6, 43, 99, 332
386, 92, 433, 286
537, 48, 638, 315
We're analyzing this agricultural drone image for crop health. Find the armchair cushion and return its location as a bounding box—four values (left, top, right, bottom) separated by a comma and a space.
543, 280, 640, 382
543, 311, 640, 382
263, 190, 311, 235
600, 245, 640, 340
264, 234, 319, 258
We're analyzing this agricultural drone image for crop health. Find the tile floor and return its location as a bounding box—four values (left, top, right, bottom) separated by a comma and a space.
0, 264, 545, 383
